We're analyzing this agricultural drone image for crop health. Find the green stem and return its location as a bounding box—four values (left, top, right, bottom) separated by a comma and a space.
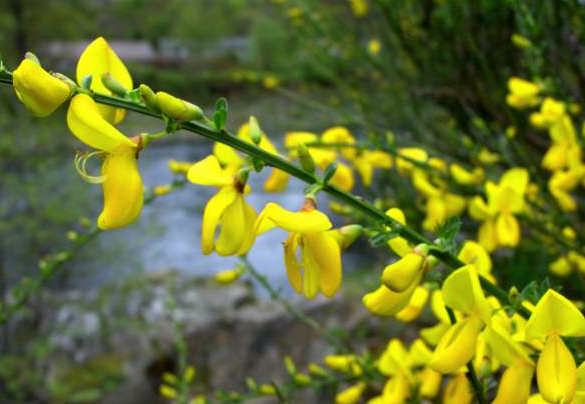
0, 76, 530, 319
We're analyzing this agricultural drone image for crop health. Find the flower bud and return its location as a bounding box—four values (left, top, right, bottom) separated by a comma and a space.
335, 383, 365, 404
248, 116, 262, 145
297, 143, 316, 173
156, 91, 204, 121
102, 72, 128, 97
139, 84, 160, 112
382, 252, 425, 293
12, 59, 70, 117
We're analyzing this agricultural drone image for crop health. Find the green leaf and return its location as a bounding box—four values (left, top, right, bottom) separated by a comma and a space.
213, 107, 227, 130
436, 216, 461, 242
215, 97, 228, 112
81, 74, 93, 90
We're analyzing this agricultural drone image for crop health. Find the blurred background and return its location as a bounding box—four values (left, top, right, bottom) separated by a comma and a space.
1, 0, 585, 402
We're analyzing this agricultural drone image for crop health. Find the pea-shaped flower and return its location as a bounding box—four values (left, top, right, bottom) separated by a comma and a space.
254, 200, 353, 299
525, 289, 585, 404
67, 94, 143, 230
12, 58, 71, 117
187, 155, 257, 256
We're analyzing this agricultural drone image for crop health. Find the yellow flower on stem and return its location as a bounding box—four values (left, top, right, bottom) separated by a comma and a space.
76, 37, 133, 124
67, 94, 143, 230
429, 265, 491, 374
254, 200, 355, 299
468, 168, 529, 251
506, 77, 541, 109
525, 289, 585, 404
336, 382, 366, 404
187, 155, 257, 256
12, 57, 71, 117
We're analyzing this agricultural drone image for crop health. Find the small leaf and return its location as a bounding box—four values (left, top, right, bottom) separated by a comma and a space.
215, 97, 228, 112
81, 74, 93, 90
213, 108, 227, 130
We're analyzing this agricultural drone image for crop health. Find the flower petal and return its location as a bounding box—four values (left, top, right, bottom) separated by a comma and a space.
97, 144, 143, 230
76, 37, 132, 123
201, 187, 237, 255
12, 59, 70, 117
284, 233, 302, 293
537, 334, 577, 404
305, 232, 342, 297
67, 94, 136, 152
525, 289, 585, 339
254, 202, 332, 235
215, 195, 247, 256
187, 155, 234, 187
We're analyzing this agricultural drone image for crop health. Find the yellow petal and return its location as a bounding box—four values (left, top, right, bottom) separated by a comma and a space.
67, 94, 136, 152
421, 322, 451, 347
335, 383, 365, 404
442, 265, 491, 322
352, 155, 374, 187
12, 59, 70, 117
362, 279, 420, 317
429, 316, 484, 374
469, 196, 493, 221
235, 199, 257, 255
322, 126, 356, 160
495, 213, 520, 247
478, 219, 497, 252
537, 334, 577, 404
378, 339, 410, 376
491, 361, 534, 404
395, 286, 429, 322
525, 289, 585, 339
284, 233, 302, 293
409, 338, 434, 366
201, 187, 237, 255
482, 325, 533, 367
419, 368, 442, 398
215, 195, 247, 256
213, 142, 243, 168
187, 155, 234, 187
304, 232, 342, 297
301, 240, 322, 299
457, 241, 492, 276
382, 372, 410, 404
443, 374, 473, 404
76, 37, 132, 124
284, 131, 319, 150
264, 168, 290, 192
97, 144, 143, 230
500, 168, 529, 194
330, 162, 355, 192
382, 253, 424, 293
549, 256, 573, 277
254, 202, 332, 235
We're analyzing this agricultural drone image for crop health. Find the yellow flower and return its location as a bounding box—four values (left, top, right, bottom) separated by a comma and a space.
215, 267, 244, 284
367, 39, 382, 55
67, 94, 143, 230
468, 168, 529, 251
506, 77, 541, 109
395, 285, 429, 322
324, 355, 363, 376
429, 265, 491, 373
12, 58, 71, 117
187, 155, 257, 256
336, 383, 366, 404
443, 374, 473, 404
525, 290, 585, 404
254, 200, 348, 298
351, 150, 393, 187
77, 37, 133, 124
347, 0, 368, 17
